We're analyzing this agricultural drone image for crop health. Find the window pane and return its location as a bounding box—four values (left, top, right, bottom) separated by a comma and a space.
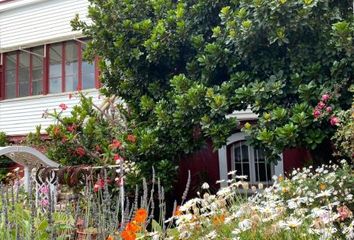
254, 149, 272, 182
65, 41, 78, 92
233, 141, 250, 180
5, 53, 16, 99
32, 47, 43, 95
49, 44, 62, 93
81, 43, 95, 89
19, 52, 30, 97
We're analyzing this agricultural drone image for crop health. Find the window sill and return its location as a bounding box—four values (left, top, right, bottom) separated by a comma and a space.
0, 89, 99, 103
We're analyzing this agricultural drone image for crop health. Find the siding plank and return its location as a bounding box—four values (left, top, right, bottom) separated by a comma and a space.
0, 90, 102, 135
0, 0, 90, 51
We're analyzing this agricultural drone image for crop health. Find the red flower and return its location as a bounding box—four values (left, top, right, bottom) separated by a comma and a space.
59, 103, 68, 111
114, 154, 123, 164
76, 147, 85, 157
67, 124, 76, 132
127, 134, 136, 143
326, 106, 332, 113
330, 116, 340, 126
110, 139, 122, 150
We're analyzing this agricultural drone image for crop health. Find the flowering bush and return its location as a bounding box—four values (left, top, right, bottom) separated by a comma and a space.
27, 93, 177, 192
163, 161, 353, 240
332, 94, 354, 160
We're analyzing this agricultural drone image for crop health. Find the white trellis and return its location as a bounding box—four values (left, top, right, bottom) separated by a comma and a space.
34, 168, 58, 209
0, 146, 60, 207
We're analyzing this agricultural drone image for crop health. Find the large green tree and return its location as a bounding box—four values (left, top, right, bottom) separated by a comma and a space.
72, 0, 353, 179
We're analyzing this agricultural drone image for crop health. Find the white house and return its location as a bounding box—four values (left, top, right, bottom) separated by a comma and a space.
0, 0, 101, 138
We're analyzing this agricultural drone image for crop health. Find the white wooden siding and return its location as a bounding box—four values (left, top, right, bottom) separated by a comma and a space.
0, 89, 102, 136
0, 0, 90, 52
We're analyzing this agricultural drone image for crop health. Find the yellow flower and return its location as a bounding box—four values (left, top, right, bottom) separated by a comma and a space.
319, 183, 326, 191
278, 176, 284, 182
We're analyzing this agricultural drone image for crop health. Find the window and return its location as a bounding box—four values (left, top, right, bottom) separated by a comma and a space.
231, 140, 274, 184
1, 40, 99, 100
81, 43, 95, 89
32, 47, 44, 95
19, 52, 30, 97
49, 43, 62, 93
65, 41, 79, 92
5, 53, 16, 99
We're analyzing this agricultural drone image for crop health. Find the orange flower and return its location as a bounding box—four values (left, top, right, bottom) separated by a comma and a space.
174, 206, 181, 216
126, 222, 141, 232
110, 139, 122, 150
53, 126, 60, 136
212, 214, 225, 225
121, 229, 136, 240
134, 208, 148, 223
127, 134, 136, 143
106, 236, 114, 240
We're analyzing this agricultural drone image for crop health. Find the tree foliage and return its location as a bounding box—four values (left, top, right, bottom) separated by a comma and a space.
72, 0, 353, 168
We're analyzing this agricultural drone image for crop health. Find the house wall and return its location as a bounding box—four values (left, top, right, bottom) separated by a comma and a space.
0, 0, 101, 137
0, 89, 102, 136
0, 0, 90, 52
176, 140, 220, 199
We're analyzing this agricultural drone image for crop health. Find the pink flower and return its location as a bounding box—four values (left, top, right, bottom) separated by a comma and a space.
330, 116, 340, 126
321, 94, 330, 102
115, 177, 124, 187
94, 179, 105, 192
317, 101, 325, 109
313, 109, 321, 119
59, 103, 68, 111
39, 199, 49, 207
337, 206, 353, 221
40, 185, 49, 194
326, 106, 332, 113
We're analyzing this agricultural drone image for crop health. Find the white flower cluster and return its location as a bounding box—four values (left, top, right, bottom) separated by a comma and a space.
170, 161, 353, 239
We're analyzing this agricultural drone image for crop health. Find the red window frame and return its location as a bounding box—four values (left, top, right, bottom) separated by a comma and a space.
0, 40, 100, 100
